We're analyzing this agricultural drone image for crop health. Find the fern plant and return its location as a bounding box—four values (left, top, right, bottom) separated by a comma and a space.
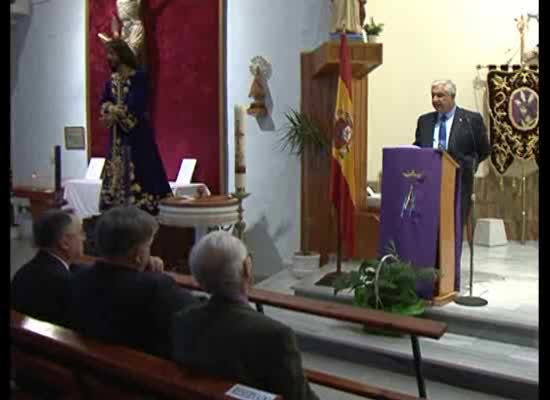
278, 109, 330, 158
333, 241, 437, 316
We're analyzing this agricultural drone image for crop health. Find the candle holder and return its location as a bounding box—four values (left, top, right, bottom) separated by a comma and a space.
230, 191, 250, 240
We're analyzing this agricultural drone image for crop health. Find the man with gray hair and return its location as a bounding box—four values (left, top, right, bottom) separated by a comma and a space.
11, 209, 86, 327
173, 231, 319, 400
414, 79, 490, 230
69, 205, 197, 359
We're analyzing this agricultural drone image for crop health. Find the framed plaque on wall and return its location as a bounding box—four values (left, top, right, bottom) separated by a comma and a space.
64, 126, 86, 150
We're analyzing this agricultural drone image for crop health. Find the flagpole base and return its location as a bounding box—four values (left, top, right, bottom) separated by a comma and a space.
454, 295, 488, 307
316, 271, 348, 287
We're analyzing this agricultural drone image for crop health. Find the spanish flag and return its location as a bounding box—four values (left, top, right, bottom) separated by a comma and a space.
330, 33, 356, 257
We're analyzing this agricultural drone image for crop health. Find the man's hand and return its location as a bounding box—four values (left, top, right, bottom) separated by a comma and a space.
145, 256, 164, 272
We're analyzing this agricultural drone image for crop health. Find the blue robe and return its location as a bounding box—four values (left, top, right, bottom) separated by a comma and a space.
99, 69, 171, 215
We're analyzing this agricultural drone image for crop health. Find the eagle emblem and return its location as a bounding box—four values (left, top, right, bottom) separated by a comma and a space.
333, 109, 353, 159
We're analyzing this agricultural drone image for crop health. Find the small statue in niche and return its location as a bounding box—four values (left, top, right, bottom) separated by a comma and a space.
247, 67, 266, 116
330, 0, 366, 34
247, 56, 271, 117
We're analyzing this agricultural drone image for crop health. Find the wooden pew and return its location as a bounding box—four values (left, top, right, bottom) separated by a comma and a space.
11, 309, 422, 400
11, 310, 281, 400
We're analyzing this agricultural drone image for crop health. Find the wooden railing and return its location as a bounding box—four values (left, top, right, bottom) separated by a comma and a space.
74, 255, 446, 398
167, 273, 446, 339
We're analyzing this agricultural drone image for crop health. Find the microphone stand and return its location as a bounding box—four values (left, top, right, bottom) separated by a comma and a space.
455, 119, 488, 307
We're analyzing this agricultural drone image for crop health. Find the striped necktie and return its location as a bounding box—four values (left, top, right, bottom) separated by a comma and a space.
438, 114, 447, 149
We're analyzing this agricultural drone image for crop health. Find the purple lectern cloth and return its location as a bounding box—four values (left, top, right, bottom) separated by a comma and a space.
378, 148, 460, 300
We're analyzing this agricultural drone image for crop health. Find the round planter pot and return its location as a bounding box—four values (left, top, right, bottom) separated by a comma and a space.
367, 34, 379, 43
290, 252, 321, 279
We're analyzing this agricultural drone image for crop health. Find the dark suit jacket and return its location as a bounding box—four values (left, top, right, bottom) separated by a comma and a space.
172, 296, 319, 400
69, 260, 196, 359
413, 107, 490, 223
11, 250, 85, 327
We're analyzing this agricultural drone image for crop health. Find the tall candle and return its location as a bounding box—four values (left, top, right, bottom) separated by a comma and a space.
234, 105, 246, 193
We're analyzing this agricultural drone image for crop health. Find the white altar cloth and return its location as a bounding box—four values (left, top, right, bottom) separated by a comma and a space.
63, 180, 210, 219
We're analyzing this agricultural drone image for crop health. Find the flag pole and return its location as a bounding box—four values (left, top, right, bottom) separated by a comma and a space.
336, 211, 342, 274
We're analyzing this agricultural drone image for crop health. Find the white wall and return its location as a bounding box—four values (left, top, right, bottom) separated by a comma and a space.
366, 0, 539, 180
227, 0, 330, 277
12, 0, 88, 187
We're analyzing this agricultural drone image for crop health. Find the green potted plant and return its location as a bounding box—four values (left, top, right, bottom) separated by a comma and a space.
279, 109, 330, 278
363, 17, 384, 43
333, 242, 437, 335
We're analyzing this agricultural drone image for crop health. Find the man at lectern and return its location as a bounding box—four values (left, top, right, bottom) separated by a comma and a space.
413, 79, 490, 229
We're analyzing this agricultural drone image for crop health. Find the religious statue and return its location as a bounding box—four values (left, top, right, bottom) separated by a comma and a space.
247, 56, 271, 117
515, 13, 539, 67
98, 39, 172, 215
330, 0, 366, 34
98, 0, 146, 65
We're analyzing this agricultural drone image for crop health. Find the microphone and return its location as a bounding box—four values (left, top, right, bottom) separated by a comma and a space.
463, 116, 478, 171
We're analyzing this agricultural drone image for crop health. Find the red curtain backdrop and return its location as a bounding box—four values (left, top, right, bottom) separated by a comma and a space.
88, 0, 222, 193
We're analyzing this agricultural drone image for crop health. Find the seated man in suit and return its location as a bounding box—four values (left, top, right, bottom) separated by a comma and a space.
172, 231, 319, 400
413, 79, 490, 230
69, 205, 198, 359
11, 209, 86, 327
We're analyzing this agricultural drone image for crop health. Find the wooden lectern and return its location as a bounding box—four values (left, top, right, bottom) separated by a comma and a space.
301, 41, 383, 264
378, 148, 460, 306
436, 151, 460, 304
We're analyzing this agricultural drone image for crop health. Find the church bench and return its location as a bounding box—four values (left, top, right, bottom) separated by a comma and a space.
11, 310, 281, 400
168, 272, 446, 399
11, 309, 422, 400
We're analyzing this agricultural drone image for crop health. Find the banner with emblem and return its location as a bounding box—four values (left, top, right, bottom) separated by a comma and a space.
486, 67, 539, 175
329, 33, 357, 258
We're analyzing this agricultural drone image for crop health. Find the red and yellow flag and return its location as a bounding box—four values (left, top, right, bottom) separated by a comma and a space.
330, 33, 356, 257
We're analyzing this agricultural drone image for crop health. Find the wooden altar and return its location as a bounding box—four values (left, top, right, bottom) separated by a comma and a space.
301, 41, 383, 264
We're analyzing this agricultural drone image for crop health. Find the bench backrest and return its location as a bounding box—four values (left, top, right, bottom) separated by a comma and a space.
11, 310, 281, 400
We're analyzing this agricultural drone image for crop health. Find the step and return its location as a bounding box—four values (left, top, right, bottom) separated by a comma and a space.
256, 269, 538, 400
262, 304, 538, 400
302, 351, 514, 400
293, 275, 538, 349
